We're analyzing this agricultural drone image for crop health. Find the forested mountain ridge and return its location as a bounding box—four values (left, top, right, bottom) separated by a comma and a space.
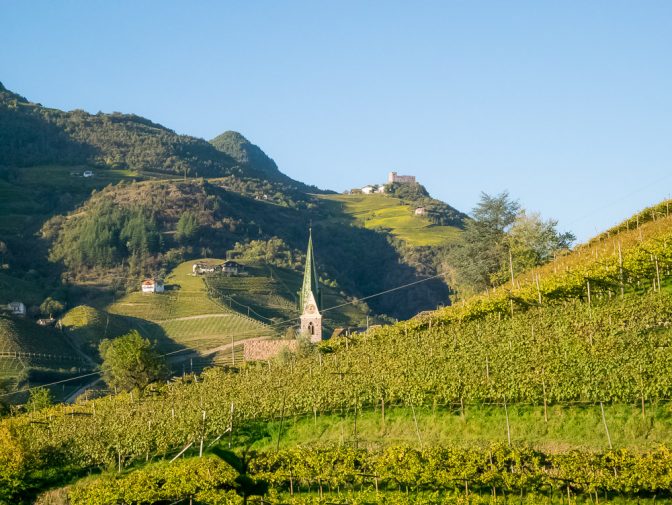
0, 82, 317, 192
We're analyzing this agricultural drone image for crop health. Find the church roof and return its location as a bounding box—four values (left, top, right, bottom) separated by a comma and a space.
300, 228, 321, 311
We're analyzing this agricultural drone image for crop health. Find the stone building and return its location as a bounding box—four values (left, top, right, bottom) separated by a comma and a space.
388, 171, 416, 184
299, 229, 323, 343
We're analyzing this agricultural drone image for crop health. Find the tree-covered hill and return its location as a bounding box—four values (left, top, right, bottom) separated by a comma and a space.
0, 82, 314, 192
42, 178, 449, 319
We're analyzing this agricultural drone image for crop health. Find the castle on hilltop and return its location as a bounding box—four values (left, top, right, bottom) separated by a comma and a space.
299, 229, 323, 343
387, 171, 416, 184
349, 171, 418, 195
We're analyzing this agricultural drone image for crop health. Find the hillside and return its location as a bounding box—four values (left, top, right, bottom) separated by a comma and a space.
107, 260, 274, 366
0, 315, 86, 399
319, 193, 462, 247
0, 83, 468, 406
0, 82, 310, 189
4, 199, 672, 503
0, 83, 458, 318
210, 131, 321, 193
205, 262, 375, 331
40, 178, 449, 318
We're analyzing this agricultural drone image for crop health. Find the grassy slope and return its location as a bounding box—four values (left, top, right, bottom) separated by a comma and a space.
59, 305, 134, 355
107, 259, 275, 367
249, 403, 672, 453
319, 193, 462, 247
0, 315, 85, 396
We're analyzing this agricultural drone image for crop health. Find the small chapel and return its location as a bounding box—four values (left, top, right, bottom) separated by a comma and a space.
299, 229, 323, 343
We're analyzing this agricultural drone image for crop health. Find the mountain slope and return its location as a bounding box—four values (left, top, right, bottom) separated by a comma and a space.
319, 193, 462, 247
210, 131, 321, 193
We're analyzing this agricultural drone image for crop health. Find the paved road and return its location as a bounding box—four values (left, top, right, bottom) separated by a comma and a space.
65, 377, 103, 404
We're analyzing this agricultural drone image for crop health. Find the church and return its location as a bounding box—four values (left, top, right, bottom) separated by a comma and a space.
299, 229, 323, 343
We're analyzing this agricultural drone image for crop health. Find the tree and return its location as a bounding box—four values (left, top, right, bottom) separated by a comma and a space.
40, 297, 64, 318
447, 192, 573, 297
175, 211, 199, 244
504, 211, 575, 277
26, 387, 53, 412
99, 331, 168, 391
447, 192, 520, 296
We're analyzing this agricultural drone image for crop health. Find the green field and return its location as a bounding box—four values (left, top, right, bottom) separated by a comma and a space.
0, 315, 79, 358
0, 314, 88, 400
108, 260, 274, 356
319, 193, 462, 246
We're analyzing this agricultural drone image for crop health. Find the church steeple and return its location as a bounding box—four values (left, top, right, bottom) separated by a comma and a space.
300, 228, 321, 311
299, 228, 323, 343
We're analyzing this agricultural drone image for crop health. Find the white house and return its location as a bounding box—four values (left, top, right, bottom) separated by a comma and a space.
414, 207, 427, 216
361, 185, 377, 194
192, 262, 216, 275
7, 302, 26, 316
141, 279, 164, 293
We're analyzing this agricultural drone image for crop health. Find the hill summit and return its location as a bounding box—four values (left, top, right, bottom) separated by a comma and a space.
210, 131, 279, 178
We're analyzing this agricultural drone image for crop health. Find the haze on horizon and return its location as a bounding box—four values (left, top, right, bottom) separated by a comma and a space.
2, 0, 671, 242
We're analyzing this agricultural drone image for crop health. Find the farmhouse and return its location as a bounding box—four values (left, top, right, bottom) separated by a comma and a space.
7, 301, 26, 317
222, 260, 245, 275
361, 185, 377, 195
414, 207, 427, 216
141, 279, 164, 293
192, 262, 216, 274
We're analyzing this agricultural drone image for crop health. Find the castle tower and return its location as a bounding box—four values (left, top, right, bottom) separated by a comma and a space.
300, 229, 323, 343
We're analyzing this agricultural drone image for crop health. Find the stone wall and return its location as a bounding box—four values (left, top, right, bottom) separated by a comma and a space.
243, 339, 299, 361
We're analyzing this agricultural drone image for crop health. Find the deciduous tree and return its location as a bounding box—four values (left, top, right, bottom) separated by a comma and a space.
99, 331, 168, 391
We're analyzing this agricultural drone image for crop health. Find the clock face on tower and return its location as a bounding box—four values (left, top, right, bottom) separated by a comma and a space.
306, 304, 316, 314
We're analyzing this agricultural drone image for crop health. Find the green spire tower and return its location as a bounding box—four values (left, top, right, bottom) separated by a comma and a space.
300, 228, 321, 311
300, 228, 323, 342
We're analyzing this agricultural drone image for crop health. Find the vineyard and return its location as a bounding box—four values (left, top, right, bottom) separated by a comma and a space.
318, 193, 462, 247
40, 445, 672, 504
107, 260, 275, 357
3, 202, 672, 502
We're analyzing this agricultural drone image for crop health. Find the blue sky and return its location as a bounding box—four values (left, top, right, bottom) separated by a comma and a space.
2, 1, 671, 242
